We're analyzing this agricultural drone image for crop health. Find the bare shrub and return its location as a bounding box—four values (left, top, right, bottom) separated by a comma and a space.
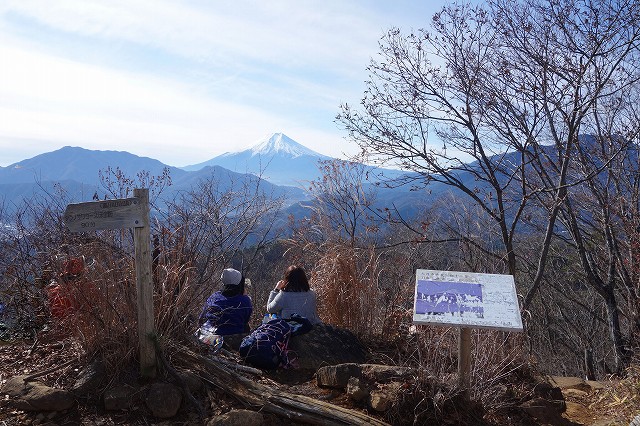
469, 330, 530, 408
375, 325, 529, 425
1, 164, 286, 378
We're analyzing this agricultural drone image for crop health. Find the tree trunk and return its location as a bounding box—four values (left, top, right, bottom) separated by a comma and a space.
601, 287, 627, 374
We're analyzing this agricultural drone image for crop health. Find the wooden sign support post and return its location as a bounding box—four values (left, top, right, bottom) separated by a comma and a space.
458, 327, 471, 399
64, 188, 156, 378
133, 188, 156, 378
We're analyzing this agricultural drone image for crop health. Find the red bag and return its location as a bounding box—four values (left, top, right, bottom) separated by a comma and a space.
47, 283, 74, 318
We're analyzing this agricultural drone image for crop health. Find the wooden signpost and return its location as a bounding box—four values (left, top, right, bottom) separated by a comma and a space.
412, 269, 523, 398
64, 188, 156, 378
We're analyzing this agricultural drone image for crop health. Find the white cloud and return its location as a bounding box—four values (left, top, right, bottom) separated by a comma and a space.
0, 0, 445, 166
0, 42, 357, 166
2, 0, 382, 72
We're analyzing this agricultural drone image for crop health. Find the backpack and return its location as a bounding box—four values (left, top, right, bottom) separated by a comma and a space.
283, 314, 313, 336
238, 318, 292, 369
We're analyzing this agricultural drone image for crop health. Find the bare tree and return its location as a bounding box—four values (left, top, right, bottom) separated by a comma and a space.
491, 0, 640, 371
306, 159, 379, 246
160, 171, 286, 301
489, 0, 640, 309
337, 2, 529, 278
337, 0, 640, 372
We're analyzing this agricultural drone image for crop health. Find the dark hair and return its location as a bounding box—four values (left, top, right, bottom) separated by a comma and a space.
221, 276, 245, 297
282, 265, 310, 292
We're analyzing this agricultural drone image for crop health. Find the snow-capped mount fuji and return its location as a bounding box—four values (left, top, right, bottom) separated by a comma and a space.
249, 133, 321, 158
181, 132, 331, 186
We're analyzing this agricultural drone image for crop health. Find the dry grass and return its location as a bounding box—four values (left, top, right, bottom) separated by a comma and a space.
585, 362, 640, 421
313, 244, 384, 335
40, 236, 204, 376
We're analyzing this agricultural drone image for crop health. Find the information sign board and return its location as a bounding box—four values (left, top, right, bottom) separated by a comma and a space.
412, 269, 523, 331
64, 198, 144, 232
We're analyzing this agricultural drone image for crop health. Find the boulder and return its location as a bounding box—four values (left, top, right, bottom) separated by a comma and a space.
145, 382, 182, 419
71, 359, 107, 396
585, 380, 608, 391
563, 388, 589, 398
103, 385, 136, 411
548, 376, 592, 392
316, 363, 416, 389
361, 364, 415, 383
1, 375, 75, 412
288, 324, 366, 373
316, 364, 363, 388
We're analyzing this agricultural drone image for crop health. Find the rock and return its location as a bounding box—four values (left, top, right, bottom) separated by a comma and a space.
369, 392, 392, 412
533, 381, 563, 400
548, 376, 592, 392
316, 363, 363, 388
1, 376, 75, 412
519, 397, 566, 423
585, 380, 608, 391
563, 388, 588, 398
346, 377, 369, 402
207, 409, 264, 426
71, 359, 107, 396
145, 383, 182, 419
288, 324, 366, 372
361, 364, 415, 383
367, 383, 400, 413
103, 385, 136, 411
316, 363, 416, 389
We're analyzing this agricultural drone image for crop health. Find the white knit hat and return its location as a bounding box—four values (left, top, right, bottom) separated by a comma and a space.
221, 268, 242, 286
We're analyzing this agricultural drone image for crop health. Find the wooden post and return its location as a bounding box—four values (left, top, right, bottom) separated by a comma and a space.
458, 327, 471, 398
133, 188, 156, 378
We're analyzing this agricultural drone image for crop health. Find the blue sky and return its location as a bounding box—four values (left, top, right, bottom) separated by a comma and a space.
0, 1, 451, 168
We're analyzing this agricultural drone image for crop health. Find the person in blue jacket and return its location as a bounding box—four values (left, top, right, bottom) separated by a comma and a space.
199, 268, 252, 335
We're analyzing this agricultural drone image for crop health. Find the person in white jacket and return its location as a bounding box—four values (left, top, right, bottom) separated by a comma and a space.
266, 265, 322, 325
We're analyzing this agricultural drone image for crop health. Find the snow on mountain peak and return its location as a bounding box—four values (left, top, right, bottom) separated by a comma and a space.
250, 133, 319, 158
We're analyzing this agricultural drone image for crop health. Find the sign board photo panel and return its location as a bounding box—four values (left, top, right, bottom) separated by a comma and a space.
412, 269, 523, 331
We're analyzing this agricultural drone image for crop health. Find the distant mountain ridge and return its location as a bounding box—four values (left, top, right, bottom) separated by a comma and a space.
0, 143, 307, 213
0, 146, 181, 186
0, 132, 432, 223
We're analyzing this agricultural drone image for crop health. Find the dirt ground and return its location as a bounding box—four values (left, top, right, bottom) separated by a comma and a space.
559, 378, 639, 426
0, 338, 371, 426
1, 338, 638, 425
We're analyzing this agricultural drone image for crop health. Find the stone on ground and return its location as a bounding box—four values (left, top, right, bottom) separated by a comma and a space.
1, 375, 75, 411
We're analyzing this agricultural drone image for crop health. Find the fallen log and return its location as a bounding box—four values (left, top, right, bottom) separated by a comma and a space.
174, 343, 389, 426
